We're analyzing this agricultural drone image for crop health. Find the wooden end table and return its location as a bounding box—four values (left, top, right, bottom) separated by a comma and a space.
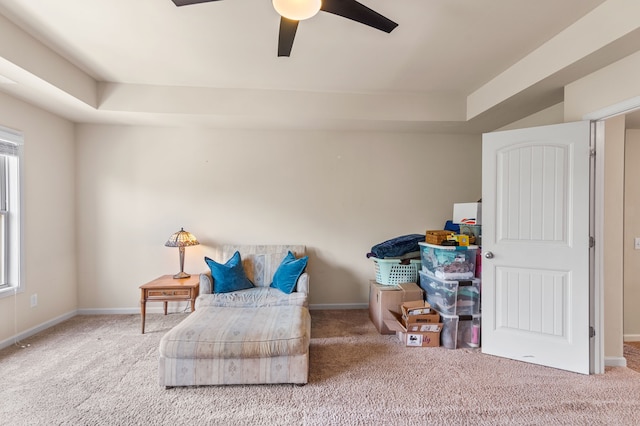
139, 274, 199, 334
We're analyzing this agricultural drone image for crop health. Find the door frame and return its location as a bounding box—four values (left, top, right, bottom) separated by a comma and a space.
585, 98, 640, 373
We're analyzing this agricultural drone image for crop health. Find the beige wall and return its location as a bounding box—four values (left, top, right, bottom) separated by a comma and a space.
497, 103, 565, 132
564, 50, 640, 122
0, 91, 76, 345
74, 125, 482, 310
602, 115, 626, 358
624, 129, 640, 340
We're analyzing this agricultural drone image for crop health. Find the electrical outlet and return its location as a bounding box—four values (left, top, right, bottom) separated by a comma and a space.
30, 293, 37, 307
635, 237, 640, 250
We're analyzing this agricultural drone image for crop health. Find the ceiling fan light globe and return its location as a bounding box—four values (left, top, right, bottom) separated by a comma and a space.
272, 0, 322, 21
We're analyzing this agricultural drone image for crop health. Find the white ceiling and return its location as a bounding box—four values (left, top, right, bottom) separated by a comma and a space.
3, 0, 638, 132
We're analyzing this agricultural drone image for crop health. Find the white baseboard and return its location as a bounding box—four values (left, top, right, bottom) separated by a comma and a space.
77, 308, 140, 315
623, 334, 640, 342
77, 306, 191, 315
309, 303, 368, 310
76, 304, 368, 314
604, 356, 627, 368
0, 310, 77, 351
79, 304, 369, 312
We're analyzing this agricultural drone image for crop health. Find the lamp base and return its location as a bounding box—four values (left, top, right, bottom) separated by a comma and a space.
173, 272, 191, 279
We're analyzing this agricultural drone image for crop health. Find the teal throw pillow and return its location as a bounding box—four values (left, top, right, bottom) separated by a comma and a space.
270, 251, 308, 294
205, 251, 254, 294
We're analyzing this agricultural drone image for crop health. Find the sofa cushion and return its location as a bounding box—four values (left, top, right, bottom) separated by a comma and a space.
205, 251, 254, 294
195, 287, 307, 309
270, 251, 308, 294
159, 305, 311, 359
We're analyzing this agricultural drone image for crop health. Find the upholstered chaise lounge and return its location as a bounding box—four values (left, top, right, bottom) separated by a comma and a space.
158, 245, 310, 387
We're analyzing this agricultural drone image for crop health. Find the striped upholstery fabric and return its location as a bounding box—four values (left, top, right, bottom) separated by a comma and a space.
195, 286, 308, 309
159, 306, 311, 386
159, 245, 311, 387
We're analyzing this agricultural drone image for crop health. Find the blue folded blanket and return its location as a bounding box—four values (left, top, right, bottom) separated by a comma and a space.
366, 234, 425, 259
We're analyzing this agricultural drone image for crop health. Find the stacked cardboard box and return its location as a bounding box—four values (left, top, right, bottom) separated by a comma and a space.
385, 301, 443, 347
368, 280, 423, 334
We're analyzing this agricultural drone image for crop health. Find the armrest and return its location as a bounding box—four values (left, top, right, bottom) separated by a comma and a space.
295, 272, 309, 295
199, 271, 213, 295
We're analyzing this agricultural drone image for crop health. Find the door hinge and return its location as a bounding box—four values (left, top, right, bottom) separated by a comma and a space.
590, 148, 596, 158
590, 326, 596, 338
589, 236, 595, 248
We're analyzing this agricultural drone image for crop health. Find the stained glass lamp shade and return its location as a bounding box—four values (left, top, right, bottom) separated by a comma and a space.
165, 227, 200, 279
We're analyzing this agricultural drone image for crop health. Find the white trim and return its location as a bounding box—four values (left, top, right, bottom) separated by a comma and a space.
309, 303, 368, 310
0, 126, 23, 298
604, 356, 627, 368
593, 120, 606, 374
0, 283, 23, 298
77, 304, 371, 314
624, 334, 640, 342
584, 97, 640, 374
77, 308, 141, 315
77, 306, 190, 315
583, 96, 640, 122
0, 126, 23, 145
0, 310, 76, 350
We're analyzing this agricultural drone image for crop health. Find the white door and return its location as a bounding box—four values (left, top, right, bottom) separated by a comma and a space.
481, 121, 592, 374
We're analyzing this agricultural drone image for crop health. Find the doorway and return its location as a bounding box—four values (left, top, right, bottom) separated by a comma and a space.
587, 103, 640, 371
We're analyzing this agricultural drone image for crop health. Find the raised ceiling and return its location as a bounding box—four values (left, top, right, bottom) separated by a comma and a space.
2, 0, 638, 132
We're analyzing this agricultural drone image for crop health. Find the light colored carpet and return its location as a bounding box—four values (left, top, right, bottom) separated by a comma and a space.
2, 309, 640, 425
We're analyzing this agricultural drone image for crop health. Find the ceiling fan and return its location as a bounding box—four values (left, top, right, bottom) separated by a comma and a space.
171, 0, 398, 57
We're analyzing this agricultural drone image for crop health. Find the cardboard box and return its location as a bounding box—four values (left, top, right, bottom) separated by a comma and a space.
385, 314, 442, 347
368, 280, 423, 334
400, 300, 440, 326
453, 202, 482, 225
404, 323, 443, 347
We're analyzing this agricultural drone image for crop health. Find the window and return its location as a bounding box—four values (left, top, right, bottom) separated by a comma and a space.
0, 126, 22, 297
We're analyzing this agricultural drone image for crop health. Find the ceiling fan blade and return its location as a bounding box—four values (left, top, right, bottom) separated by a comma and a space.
171, 0, 222, 6
278, 18, 299, 57
321, 0, 398, 33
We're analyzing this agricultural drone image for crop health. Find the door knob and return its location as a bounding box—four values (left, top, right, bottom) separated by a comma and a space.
484, 251, 494, 259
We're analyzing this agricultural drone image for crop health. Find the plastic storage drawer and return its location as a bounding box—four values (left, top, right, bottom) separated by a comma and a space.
419, 271, 481, 315
418, 242, 478, 280
439, 312, 481, 349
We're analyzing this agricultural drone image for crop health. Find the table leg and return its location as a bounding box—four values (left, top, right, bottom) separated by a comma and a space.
140, 294, 146, 334
163, 301, 168, 315
190, 297, 196, 313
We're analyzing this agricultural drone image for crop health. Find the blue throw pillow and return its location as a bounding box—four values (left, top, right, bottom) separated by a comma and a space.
270, 251, 308, 294
205, 251, 254, 294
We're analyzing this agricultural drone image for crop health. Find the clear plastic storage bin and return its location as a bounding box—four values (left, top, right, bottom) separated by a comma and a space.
439, 312, 481, 349
419, 271, 481, 315
419, 242, 478, 280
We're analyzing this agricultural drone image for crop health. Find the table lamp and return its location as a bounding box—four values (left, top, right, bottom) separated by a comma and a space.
165, 227, 200, 279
